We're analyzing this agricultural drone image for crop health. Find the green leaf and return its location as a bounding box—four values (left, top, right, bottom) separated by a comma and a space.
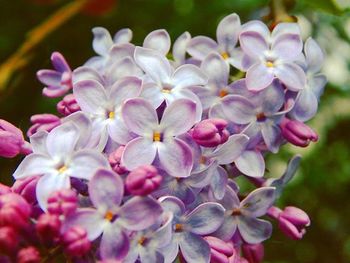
300, 0, 345, 15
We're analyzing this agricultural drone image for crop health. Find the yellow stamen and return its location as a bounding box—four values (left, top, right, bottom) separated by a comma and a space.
153, 132, 161, 142
109, 111, 115, 119
138, 236, 147, 246
231, 208, 241, 216
219, 89, 228, 98
175, 223, 183, 232
200, 156, 207, 165
104, 211, 114, 221
221, 52, 229, 60
266, 61, 274, 68
162, 88, 171, 94
58, 166, 67, 174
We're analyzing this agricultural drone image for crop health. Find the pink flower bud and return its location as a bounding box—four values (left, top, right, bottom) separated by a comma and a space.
47, 189, 78, 216
192, 119, 229, 147
204, 236, 235, 263
36, 213, 61, 244
57, 94, 81, 116
241, 243, 264, 263
17, 246, 41, 263
108, 146, 128, 174
0, 183, 11, 196
281, 118, 318, 147
61, 226, 91, 257
0, 226, 19, 255
0, 193, 31, 230
12, 176, 40, 204
278, 206, 310, 240
0, 119, 29, 158
27, 114, 61, 137
126, 165, 162, 196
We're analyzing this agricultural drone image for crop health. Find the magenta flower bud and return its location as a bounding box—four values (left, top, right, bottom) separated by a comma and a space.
61, 226, 91, 257
281, 118, 318, 147
192, 119, 229, 147
47, 189, 78, 216
12, 176, 40, 204
16, 246, 41, 263
0, 193, 31, 229
125, 165, 162, 196
278, 206, 310, 240
27, 114, 61, 137
36, 213, 61, 244
242, 243, 264, 263
204, 236, 235, 263
0, 183, 11, 196
0, 119, 30, 158
0, 226, 19, 255
108, 146, 128, 174
57, 94, 81, 116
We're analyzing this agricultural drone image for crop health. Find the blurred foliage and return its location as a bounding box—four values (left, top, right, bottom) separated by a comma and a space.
0, 0, 350, 262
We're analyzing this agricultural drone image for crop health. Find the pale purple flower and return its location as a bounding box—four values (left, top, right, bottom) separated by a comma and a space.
239, 22, 306, 91
160, 196, 225, 263
187, 13, 242, 68
73, 76, 142, 146
143, 29, 171, 56
172, 32, 192, 67
123, 212, 173, 263
37, 52, 72, 98
64, 169, 162, 260
213, 186, 275, 244
134, 47, 206, 120
289, 37, 327, 121
121, 98, 197, 178
220, 79, 288, 153
13, 122, 109, 209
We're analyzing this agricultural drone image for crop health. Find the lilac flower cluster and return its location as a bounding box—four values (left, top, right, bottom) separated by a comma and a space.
0, 13, 325, 263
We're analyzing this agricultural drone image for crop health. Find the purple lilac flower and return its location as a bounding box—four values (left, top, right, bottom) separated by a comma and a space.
187, 13, 242, 68
213, 186, 275, 244
37, 52, 72, 98
239, 22, 306, 91
160, 196, 225, 263
13, 122, 109, 209
121, 98, 197, 178
134, 47, 206, 120
289, 37, 327, 121
63, 169, 162, 260
73, 76, 142, 146
220, 79, 289, 153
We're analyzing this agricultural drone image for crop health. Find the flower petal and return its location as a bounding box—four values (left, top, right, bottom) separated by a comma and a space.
217, 13, 241, 52
235, 150, 265, 178
221, 95, 256, 124
186, 202, 225, 235
210, 166, 228, 200
240, 187, 275, 217
109, 76, 142, 106
259, 80, 285, 115
37, 70, 61, 86
246, 63, 274, 91
239, 31, 268, 58
122, 137, 157, 171
201, 52, 229, 88
274, 62, 306, 91
272, 33, 302, 61
159, 196, 186, 217
213, 216, 238, 241
173, 31, 191, 64
113, 28, 133, 44
238, 217, 272, 244
210, 134, 249, 164
36, 173, 70, 210
13, 154, 55, 179
158, 138, 193, 178
161, 99, 197, 136
73, 79, 108, 114
118, 196, 163, 231
143, 29, 171, 55
72, 66, 103, 84
179, 232, 210, 263
108, 118, 135, 145
70, 150, 110, 180
30, 131, 49, 155
172, 64, 207, 90
291, 89, 318, 122
305, 37, 324, 73
122, 98, 158, 136
134, 47, 172, 84
100, 224, 129, 260
92, 27, 113, 56
187, 36, 218, 60
261, 123, 281, 153
89, 169, 123, 211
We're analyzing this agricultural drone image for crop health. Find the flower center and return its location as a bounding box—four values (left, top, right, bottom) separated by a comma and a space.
108, 111, 115, 119
219, 88, 229, 98
58, 165, 67, 174
162, 83, 173, 94
200, 155, 207, 165
138, 236, 147, 246
175, 223, 184, 232
104, 211, 114, 221
153, 132, 162, 142
266, 61, 274, 68
221, 52, 229, 60
231, 208, 241, 216
256, 112, 266, 122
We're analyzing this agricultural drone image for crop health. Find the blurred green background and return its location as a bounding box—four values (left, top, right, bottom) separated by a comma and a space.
0, 0, 350, 262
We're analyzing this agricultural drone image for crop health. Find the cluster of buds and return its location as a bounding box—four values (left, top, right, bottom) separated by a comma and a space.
0, 11, 326, 263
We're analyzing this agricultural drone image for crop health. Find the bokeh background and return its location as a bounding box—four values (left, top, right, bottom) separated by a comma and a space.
0, 0, 349, 262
